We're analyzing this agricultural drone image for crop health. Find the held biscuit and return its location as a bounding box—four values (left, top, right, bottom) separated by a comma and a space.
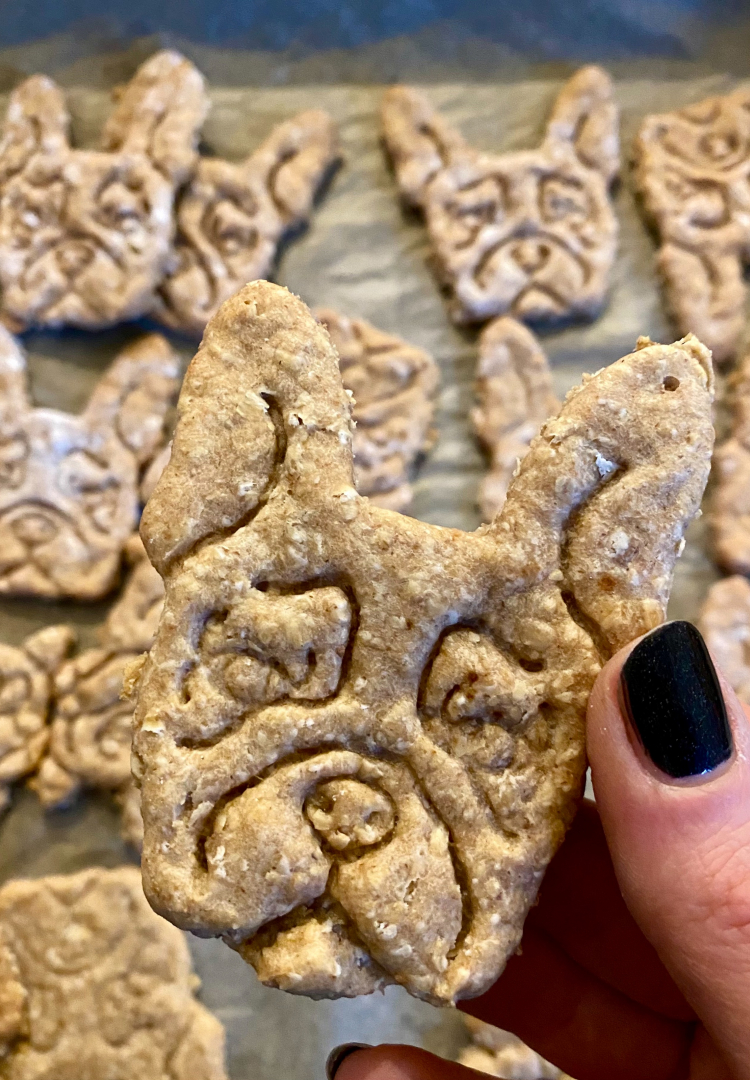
698, 576, 750, 703
132, 282, 712, 1005
634, 89, 750, 365
0, 625, 74, 814
0, 51, 207, 331
458, 1017, 568, 1079
0, 865, 227, 1079
316, 308, 438, 511
33, 535, 164, 848
0, 328, 178, 600
381, 67, 619, 327
153, 112, 339, 336
471, 317, 559, 521
709, 348, 750, 573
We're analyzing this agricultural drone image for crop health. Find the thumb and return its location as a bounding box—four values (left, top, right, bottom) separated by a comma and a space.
588, 620, 750, 1078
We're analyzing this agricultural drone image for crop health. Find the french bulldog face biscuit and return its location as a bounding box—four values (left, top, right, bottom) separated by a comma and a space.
316, 309, 438, 511
0, 866, 227, 1079
0, 50, 207, 331
698, 576, 750, 704
381, 67, 619, 326
133, 282, 711, 1005
0, 328, 179, 599
0, 625, 74, 813
154, 111, 339, 336
635, 90, 750, 364
34, 535, 163, 820
471, 317, 559, 521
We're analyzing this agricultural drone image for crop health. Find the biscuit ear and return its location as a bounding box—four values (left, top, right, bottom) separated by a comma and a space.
101, 50, 208, 184
543, 66, 619, 183
381, 86, 467, 207
0, 326, 30, 420
494, 335, 713, 654
247, 110, 339, 223
141, 281, 354, 574
83, 334, 180, 466
0, 75, 69, 184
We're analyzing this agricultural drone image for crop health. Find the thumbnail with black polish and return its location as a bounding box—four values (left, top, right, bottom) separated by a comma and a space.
620, 621, 732, 779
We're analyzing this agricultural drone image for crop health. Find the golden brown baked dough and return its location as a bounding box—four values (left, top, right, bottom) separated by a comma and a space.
381, 67, 619, 327
133, 282, 712, 1005
0, 51, 207, 331
0, 865, 227, 1079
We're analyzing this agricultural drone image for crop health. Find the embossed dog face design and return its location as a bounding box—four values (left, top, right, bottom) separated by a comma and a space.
381, 66, 619, 326
0, 625, 74, 812
134, 282, 711, 1004
35, 536, 164, 811
0, 329, 178, 599
154, 111, 339, 336
0, 867, 228, 1079
0, 50, 207, 330
635, 90, 750, 364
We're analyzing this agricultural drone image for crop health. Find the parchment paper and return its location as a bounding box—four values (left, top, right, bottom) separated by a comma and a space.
0, 71, 739, 1079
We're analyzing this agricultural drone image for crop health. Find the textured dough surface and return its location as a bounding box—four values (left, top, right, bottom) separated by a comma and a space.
458, 1017, 569, 1079
316, 308, 438, 510
634, 88, 750, 365
0, 327, 178, 599
154, 112, 338, 335
472, 316, 559, 520
0, 51, 207, 331
33, 534, 164, 847
698, 575, 750, 703
133, 281, 712, 1005
0, 865, 227, 1079
710, 348, 750, 573
381, 66, 619, 327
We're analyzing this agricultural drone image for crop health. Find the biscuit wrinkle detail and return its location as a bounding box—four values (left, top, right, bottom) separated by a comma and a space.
0, 51, 207, 331
0, 326, 178, 600
0, 866, 227, 1078
134, 282, 712, 1005
634, 89, 750, 363
381, 67, 619, 327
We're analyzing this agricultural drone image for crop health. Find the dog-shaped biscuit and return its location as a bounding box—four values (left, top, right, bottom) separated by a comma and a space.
635, 89, 750, 364
133, 282, 712, 1005
154, 111, 339, 336
381, 67, 619, 327
0, 866, 227, 1079
0, 328, 178, 599
0, 50, 207, 330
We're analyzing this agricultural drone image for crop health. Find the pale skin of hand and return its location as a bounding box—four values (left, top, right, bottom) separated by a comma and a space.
333, 641, 750, 1080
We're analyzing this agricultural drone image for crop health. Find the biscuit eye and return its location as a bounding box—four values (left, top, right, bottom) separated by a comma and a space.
204, 199, 258, 256
98, 180, 148, 234
540, 176, 590, 226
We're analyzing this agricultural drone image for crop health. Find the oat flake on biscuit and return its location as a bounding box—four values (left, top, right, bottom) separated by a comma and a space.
0, 327, 178, 600
381, 66, 619, 327
634, 89, 750, 365
153, 111, 339, 336
132, 282, 712, 1005
0, 50, 207, 332
471, 316, 560, 521
0, 865, 227, 1079
316, 308, 438, 511
33, 534, 164, 848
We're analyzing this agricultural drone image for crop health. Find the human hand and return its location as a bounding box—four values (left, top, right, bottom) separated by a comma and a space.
326, 622, 750, 1080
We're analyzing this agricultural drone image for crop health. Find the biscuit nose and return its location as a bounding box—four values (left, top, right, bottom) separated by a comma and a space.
12, 512, 58, 546
510, 239, 551, 275
55, 240, 95, 278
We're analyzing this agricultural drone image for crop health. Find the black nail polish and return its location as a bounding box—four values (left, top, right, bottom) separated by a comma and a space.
326, 1043, 372, 1079
620, 621, 732, 779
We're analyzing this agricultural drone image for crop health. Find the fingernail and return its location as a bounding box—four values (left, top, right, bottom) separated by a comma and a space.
326, 1043, 372, 1079
620, 621, 732, 779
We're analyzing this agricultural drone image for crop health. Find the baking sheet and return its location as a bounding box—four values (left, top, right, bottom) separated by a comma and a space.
0, 71, 740, 1078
